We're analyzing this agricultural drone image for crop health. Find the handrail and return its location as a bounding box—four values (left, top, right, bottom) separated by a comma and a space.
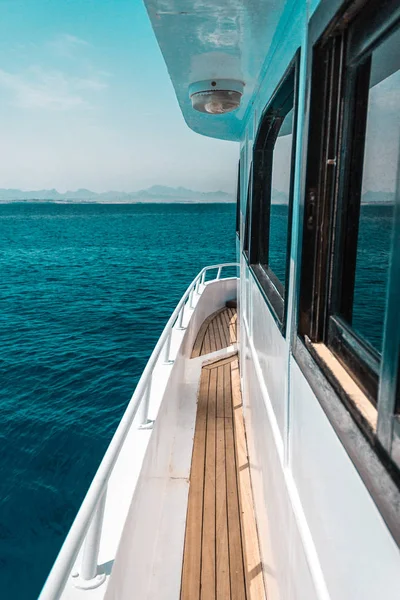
39, 262, 239, 600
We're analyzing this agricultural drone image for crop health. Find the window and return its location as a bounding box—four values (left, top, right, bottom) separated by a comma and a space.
299, 0, 400, 475
248, 54, 299, 329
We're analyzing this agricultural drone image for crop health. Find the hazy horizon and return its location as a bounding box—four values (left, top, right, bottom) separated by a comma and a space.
0, 1, 238, 194
0, 185, 394, 205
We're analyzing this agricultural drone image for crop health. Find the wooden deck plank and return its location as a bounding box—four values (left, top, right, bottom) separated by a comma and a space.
218, 315, 227, 349
224, 363, 246, 600
203, 327, 211, 355
231, 359, 266, 600
216, 313, 229, 348
221, 308, 236, 345
223, 312, 231, 346
208, 319, 218, 353
201, 367, 217, 600
181, 368, 210, 600
211, 317, 223, 352
223, 362, 233, 423
220, 307, 231, 332
216, 363, 225, 418
229, 312, 237, 345
216, 364, 230, 599
183, 337, 266, 600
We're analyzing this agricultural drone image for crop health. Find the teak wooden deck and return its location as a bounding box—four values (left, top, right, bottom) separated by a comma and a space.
180, 353, 266, 600
191, 306, 237, 358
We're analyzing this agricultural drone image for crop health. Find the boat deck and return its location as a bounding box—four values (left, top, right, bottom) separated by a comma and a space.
181, 332, 265, 599
191, 306, 237, 357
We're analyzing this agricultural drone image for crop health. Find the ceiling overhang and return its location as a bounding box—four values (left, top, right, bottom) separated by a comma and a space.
143, 0, 286, 141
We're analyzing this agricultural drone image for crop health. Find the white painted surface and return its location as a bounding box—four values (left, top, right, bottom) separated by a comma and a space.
250, 275, 288, 440
290, 358, 400, 599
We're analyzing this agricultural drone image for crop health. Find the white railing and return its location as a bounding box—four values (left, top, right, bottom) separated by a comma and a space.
39, 262, 239, 600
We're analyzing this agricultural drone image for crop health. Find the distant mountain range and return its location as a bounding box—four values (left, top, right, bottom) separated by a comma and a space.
271, 190, 394, 205
0, 186, 394, 204
0, 185, 234, 203
360, 191, 395, 205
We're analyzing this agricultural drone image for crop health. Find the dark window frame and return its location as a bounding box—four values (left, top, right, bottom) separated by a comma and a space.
299, 0, 400, 404
295, 0, 400, 545
247, 52, 300, 332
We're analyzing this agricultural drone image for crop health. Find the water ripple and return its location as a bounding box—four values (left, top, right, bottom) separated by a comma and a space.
0, 202, 236, 599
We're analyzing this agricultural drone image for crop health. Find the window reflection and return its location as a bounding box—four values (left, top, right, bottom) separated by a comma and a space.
352, 31, 399, 352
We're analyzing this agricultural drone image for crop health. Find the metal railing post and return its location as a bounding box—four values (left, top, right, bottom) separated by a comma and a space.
138, 379, 152, 427
216, 267, 222, 280
163, 331, 172, 364
177, 305, 185, 329
201, 271, 206, 285
189, 286, 195, 308
74, 490, 107, 588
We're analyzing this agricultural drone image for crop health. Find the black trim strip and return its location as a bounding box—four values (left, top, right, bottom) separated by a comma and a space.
249, 50, 300, 335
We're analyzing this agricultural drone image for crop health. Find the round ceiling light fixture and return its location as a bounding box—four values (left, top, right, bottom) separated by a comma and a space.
189, 80, 244, 115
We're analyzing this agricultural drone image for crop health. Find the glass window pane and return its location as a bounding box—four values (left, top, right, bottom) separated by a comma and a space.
351, 31, 399, 352
268, 108, 293, 287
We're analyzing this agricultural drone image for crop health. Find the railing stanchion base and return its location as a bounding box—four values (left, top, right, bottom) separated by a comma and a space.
177, 305, 185, 330
73, 491, 108, 590
189, 286, 195, 309
163, 331, 173, 364
138, 419, 154, 430
138, 379, 152, 426
72, 572, 106, 591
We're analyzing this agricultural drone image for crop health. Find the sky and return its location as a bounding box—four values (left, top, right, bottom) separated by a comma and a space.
362, 46, 400, 195
0, 0, 238, 193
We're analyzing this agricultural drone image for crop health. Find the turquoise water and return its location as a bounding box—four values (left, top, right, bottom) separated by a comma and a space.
0, 202, 392, 598
0, 203, 235, 599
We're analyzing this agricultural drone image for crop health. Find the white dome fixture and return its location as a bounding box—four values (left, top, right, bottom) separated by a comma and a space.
189, 80, 244, 114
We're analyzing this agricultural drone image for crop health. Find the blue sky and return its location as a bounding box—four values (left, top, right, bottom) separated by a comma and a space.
0, 0, 238, 193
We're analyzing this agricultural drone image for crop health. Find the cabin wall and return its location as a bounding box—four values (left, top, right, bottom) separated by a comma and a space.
289, 359, 400, 599
238, 1, 400, 599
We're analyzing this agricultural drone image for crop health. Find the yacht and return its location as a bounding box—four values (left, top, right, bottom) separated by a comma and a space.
39, 0, 400, 598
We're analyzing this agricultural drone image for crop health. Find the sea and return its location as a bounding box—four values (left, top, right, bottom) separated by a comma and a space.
0, 202, 392, 599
